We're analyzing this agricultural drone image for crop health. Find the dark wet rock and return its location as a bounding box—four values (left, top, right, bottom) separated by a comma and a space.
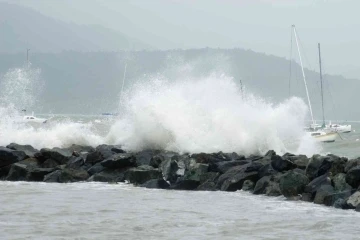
283, 154, 309, 170
304, 174, 332, 201
66, 144, 95, 154
257, 164, 277, 179
88, 168, 127, 182
247, 155, 263, 162
125, 165, 162, 185
40, 148, 72, 165
253, 174, 282, 196
344, 158, 360, 173
160, 158, 179, 183
87, 162, 105, 175
346, 191, 360, 209
135, 150, 161, 166
183, 161, 208, 182
265, 150, 276, 158
190, 153, 229, 165
140, 179, 170, 189
170, 179, 200, 190
301, 192, 313, 202
58, 168, 90, 183
85, 145, 123, 164
332, 173, 352, 192
356, 204, 360, 212
242, 180, 255, 191
196, 172, 220, 191
271, 154, 296, 172
345, 166, 360, 188
314, 185, 335, 205
0, 147, 27, 168
6, 143, 39, 158
253, 176, 270, 194
217, 164, 259, 192
6, 163, 28, 181
0, 165, 11, 180
224, 152, 246, 161
42, 159, 59, 168
333, 198, 347, 209
100, 153, 136, 169
211, 160, 250, 174
66, 156, 85, 169
324, 191, 352, 207
279, 170, 309, 199
149, 154, 164, 168
43, 170, 62, 182
5, 158, 54, 181
27, 168, 55, 181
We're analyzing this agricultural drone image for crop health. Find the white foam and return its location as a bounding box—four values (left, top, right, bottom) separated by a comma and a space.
106, 73, 321, 156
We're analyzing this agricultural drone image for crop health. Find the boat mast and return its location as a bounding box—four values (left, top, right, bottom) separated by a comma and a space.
318, 43, 325, 127
292, 25, 315, 126
239, 79, 244, 100
120, 63, 127, 100
27, 48, 30, 69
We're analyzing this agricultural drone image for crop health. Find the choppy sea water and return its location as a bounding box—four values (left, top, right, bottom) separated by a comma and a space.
0, 182, 359, 240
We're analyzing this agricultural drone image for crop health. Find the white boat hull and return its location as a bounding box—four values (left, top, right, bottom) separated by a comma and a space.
327, 124, 351, 133
309, 131, 337, 143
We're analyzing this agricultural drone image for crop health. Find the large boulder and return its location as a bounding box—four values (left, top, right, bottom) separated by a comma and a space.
6, 158, 54, 182
271, 155, 296, 172
135, 150, 161, 166
303, 174, 332, 200
305, 154, 344, 180
332, 173, 352, 192
100, 153, 136, 169
66, 144, 95, 154
196, 172, 220, 191
217, 163, 259, 192
346, 191, 360, 209
345, 166, 360, 188
66, 156, 85, 169
6, 143, 39, 158
253, 174, 282, 196
88, 168, 127, 182
43, 170, 62, 182
58, 169, 90, 183
283, 153, 309, 170
0, 147, 27, 168
324, 191, 352, 207
344, 158, 360, 172
242, 180, 255, 191
87, 162, 105, 175
40, 148, 73, 165
85, 144, 124, 164
160, 158, 179, 183
140, 179, 170, 189
125, 165, 162, 185
211, 160, 250, 174
279, 170, 309, 199
313, 185, 335, 205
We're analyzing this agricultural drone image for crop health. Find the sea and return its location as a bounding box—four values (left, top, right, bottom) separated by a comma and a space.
1, 67, 360, 239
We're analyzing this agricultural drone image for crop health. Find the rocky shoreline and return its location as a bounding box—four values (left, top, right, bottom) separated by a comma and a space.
1, 143, 360, 211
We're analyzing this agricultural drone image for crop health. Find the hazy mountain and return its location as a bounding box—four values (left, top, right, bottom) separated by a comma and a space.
0, 3, 151, 53
0, 48, 358, 121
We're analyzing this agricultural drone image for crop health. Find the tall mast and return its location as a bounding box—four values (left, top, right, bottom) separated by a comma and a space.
27, 48, 30, 69
318, 43, 325, 127
120, 63, 127, 100
292, 25, 315, 126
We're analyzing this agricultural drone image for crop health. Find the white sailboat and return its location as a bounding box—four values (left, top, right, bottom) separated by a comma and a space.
291, 25, 336, 143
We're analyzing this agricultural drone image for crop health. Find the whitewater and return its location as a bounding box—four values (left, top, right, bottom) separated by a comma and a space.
0, 66, 321, 156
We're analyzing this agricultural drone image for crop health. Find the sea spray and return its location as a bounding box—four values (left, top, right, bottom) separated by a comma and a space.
106, 73, 321, 155
0, 65, 104, 149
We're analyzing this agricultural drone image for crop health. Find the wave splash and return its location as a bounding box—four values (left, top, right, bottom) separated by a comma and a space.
106, 73, 319, 155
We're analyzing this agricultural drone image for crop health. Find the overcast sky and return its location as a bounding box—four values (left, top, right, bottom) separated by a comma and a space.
1, 0, 359, 78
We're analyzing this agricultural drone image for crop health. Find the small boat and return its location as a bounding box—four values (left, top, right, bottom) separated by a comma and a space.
308, 131, 337, 143
327, 122, 352, 133
22, 115, 48, 124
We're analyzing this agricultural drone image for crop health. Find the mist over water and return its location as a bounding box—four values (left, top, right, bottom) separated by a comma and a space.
106, 73, 319, 155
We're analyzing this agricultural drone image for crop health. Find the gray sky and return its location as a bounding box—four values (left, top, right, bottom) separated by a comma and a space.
1, 0, 359, 78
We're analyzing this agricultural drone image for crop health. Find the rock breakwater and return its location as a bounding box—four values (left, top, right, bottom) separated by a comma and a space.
1, 143, 360, 211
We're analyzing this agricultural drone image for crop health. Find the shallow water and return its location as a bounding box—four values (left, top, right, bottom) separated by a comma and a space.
0, 182, 359, 240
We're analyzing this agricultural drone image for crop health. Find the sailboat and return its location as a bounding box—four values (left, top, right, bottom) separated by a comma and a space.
291, 25, 337, 142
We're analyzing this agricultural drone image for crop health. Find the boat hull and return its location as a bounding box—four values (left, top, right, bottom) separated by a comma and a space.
312, 132, 337, 143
